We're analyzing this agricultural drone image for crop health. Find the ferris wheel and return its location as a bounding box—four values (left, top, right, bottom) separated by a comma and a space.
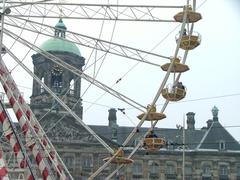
0, 0, 202, 179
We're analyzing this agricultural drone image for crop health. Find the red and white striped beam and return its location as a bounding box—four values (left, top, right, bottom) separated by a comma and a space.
0, 65, 67, 179
0, 145, 9, 180
0, 102, 34, 179
0, 58, 54, 180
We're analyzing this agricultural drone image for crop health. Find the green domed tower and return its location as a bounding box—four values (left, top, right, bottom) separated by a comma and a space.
40, 19, 81, 57
31, 19, 85, 119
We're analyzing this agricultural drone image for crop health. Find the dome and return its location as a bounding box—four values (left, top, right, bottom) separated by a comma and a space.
39, 19, 81, 56
40, 38, 81, 56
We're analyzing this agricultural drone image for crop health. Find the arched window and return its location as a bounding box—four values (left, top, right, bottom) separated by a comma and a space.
70, 79, 74, 95
40, 77, 44, 93
202, 164, 212, 180
165, 163, 176, 179
149, 161, 159, 178
51, 65, 63, 93
132, 161, 143, 179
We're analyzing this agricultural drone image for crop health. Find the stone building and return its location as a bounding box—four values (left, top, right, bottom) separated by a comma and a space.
1, 19, 240, 180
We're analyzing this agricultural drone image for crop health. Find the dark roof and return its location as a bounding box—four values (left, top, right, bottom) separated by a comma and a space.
197, 121, 240, 151
3, 114, 239, 152
91, 125, 206, 150
91, 117, 240, 151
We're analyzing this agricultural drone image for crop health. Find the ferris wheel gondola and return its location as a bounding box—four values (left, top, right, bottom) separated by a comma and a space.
176, 31, 201, 50
143, 130, 166, 151
162, 83, 186, 102
161, 57, 189, 73
174, 5, 202, 23
103, 149, 133, 164
137, 104, 166, 121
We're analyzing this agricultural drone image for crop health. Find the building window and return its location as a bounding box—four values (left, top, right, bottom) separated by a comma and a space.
40, 77, 45, 93
149, 162, 159, 178
134, 137, 141, 147
69, 79, 74, 95
132, 161, 143, 178
98, 176, 106, 180
118, 168, 125, 177
81, 154, 93, 168
219, 165, 228, 180
185, 166, 192, 175
219, 141, 226, 151
219, 165, 228, 175
165, 164, 176, 179
98, 154, 109, 171
51, 65, 63, 94
185, 165, 193, 179
202, 165, 212, 180
202, 177, 212, 180
166, 164, 175, 175
63, 155, 75, 168
167, 140, 174, 150
81, 176, 88, 180
237, 166, 240, 180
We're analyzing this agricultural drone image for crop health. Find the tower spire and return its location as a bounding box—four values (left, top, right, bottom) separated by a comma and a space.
54, 18, 66, 38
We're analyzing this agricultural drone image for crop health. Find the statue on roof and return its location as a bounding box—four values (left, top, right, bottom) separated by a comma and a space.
211, 106, 219, 118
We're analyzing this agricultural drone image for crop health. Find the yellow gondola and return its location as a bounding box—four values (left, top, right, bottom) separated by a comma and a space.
174, 5, 202, 23
161, 57, 189, 73
137, 104, 166, 121
143, 137, 166, 151
162, 86, 186, 101
177, 34, 201, 50
103, 149, 133, 164
137, 112, 166, 121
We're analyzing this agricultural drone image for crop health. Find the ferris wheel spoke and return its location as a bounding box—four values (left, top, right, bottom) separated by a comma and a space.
0, 1, 202, 179
6, 2, 183, 22
106, 49, 191, 178
104, 9, 193, 180
3, 27, 147, 113
4, 44, 115, 156
92, 5, 193, 178
3, 0, 54, 9
5, 16, 168, 66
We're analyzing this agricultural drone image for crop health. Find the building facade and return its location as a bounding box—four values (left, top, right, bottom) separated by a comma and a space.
1, 19, 240, 180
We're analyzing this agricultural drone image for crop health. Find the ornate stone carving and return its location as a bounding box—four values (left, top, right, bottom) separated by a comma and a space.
44, 120, 96, 143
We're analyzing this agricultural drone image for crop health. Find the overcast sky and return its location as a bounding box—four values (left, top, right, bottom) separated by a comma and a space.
2, 0, 240, 142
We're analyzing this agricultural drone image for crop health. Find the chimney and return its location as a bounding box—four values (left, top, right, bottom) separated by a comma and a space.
108, 108, 117, 127
108, 108, 118, 142
207, 119, 213, 129
186, 112, 195, 130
